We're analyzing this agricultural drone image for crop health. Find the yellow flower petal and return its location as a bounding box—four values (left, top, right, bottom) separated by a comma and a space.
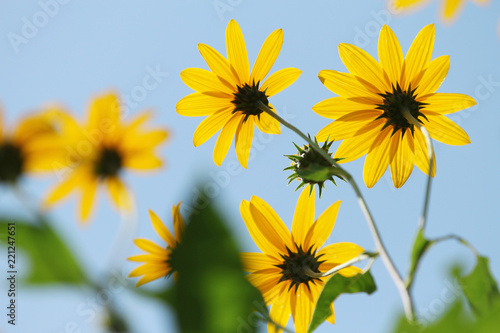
235, 116, 255, 168
304, 201, 341, 251
135, 269, 170, 287
416, 56, 450, 96
378, 25, 404, 84
363, 126, 394, 188
291, 185, 315, 247
213, 113, 241, 166
401, 24, 435, 88
414, 128, 436, 177
250, 196, 293, 250
249, 201, 289, 255
421, 93, 476, 115
122, 152, 163, 170
317, 110, 381, 141
261, 68, 302, 97
240, 253, 277, 273
318, 70, 380, 102
389, 131, 415, 188
333, 120, 385, 162
423, 113, 470, 145
338, 43, 390, 93
88, 93, 120, 133
226, 19, 249, 84
241, 200, 281, 257
291, 284, 315, 333
172, 202, 184, 243
180, 68, 233, 94
134, 239, 167, 256
441, 0, 465, 22
128, 254, 167, 262
80, 178, 98, 222
149, 210, 175, 247
268, 291, 291, 333
176, 92, 232, 117
317, 242, 365, 265
255, 106, 280, 135
312, 97, 370, 120
193, 107, 234, 147
106, 177, 131, 210
44, 166, 85, 206
250, 28, 283, 84
198, 43, 239, 87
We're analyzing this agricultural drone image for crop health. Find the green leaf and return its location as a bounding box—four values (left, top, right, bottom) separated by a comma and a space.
295, 164, 340, 182
308, 271, 376, 332
167, 194, 266, 333
407, 229, 434, 287
0, 218, 88, 285
459, 256, 500, 317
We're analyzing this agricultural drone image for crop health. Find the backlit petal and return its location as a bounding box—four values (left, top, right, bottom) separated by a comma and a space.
198, 43, 239, 86
317, 110, 381, 141
226, 19, 249, 84
106, 177, 131, 210
291, 185, 315, 247
312, 97, 371, 120
193, 107, 234, 147
261, 68, 302, 97
363, 126, 393, 188
213, 113, 241, 166
149, 210, 175, 246
240, 252, 277, 272
423, 113, 470, 145
333, 120, 385, 162
421, 93, 476, 115
304, 201, 341, 251
318, 70, 380, 102
250, 196, 292, 250
180, 68, 233, 94
402, 24, 435, 88
414, 128, 436, 177
317, 242, 365, 265
250, 29, 283, 84
80, 177, 98, 222
176, 92, 232, 117
416, 56, 450, 96
235, 116, 255, 168
378, 25, 404, 84
389, 131, 415, 188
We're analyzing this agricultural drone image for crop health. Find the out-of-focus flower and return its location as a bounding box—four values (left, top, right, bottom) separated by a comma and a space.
389, 0, 490, 24
177, 19, 301, 168
0, 109, 66, 184
128, 203, 184, 286
44, 92, 168, 221
313, 24, 475, 188
241, 186, 364, 332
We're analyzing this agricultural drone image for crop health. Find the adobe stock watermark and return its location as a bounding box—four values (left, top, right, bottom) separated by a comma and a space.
415, 279, 462, 327
50, 64, 168, 182
181, 106, 296, 217
212, 0, 244, 21
7, 0, 73, 54
49, 269, 130, 333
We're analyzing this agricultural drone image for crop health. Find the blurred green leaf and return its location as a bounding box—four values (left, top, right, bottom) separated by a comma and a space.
0, 218, 88, 285
166, 195, 266, 333
308, 271, 376, 332
407, 229, 434, 287
459, 256, 500, 317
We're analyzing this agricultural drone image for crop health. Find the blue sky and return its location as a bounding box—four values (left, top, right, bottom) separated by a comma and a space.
1, 0, 500, 332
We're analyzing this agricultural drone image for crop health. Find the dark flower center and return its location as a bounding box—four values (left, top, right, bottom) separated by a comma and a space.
276, 244, 325, 292
375, 83, 428, 136
0, 142, 24, 183
94, 148, 122, 178
231, 81, 271, 122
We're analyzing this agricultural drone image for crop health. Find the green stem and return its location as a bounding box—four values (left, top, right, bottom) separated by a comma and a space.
304, 252, 376, 278
259, 102, 415, 321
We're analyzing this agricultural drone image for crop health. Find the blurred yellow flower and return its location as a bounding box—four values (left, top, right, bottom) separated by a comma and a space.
0, 109, 65, 184
241, 186, 363, 332
128, 203, 184, 286
44, 92, 168, 221
389, 0, 490, 24
177, 19, 301, 168
313, 24, 475, 188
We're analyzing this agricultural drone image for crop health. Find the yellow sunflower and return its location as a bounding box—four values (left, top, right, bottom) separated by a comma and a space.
128, 203, 184, 286
176, 19, 302, 168
0, 109, 66, 184
44, 92, 168, 221
313, 24, 476, 188
389, 0, 490, 23
241, 186, 364, 332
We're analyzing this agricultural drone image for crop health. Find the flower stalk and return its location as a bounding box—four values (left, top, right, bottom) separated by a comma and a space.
259, 101, 416, 321
303, 252, 377, 278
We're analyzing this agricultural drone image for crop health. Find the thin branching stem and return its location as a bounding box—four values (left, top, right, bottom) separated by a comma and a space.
304, 253, 376, 278
259, 102, 416, 321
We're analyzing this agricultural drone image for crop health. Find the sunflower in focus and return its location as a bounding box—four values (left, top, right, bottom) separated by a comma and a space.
176, 19, 301, 168
44, 92, 168, 221
241, 186, 364, 332
128, 203, 184, 286
389, 0, 490, 24
0, 109, 66, 184
313, 24, 475, 188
